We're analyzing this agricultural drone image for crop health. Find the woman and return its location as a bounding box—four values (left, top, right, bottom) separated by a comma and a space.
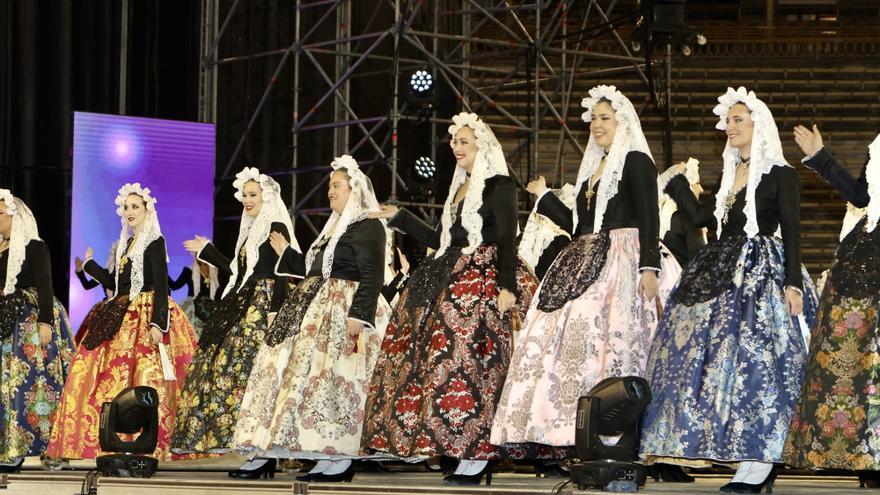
658, 158, 707, 268
638, 87, 818, 493
490, 85, 678, 456
362, 112, 538, 485
0, 191, 75, 472
233, 155, 390, 482
782, 127, 880, 485
47, 183, 196, 461
72, 244, 116, 347
171, 167, 303, 457
517, 184, 574, 281
173, 259, 220, 340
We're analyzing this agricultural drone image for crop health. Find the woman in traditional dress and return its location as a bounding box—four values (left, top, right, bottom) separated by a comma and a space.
72, 243, 115, 347
782, 127, 880, 487
172, 259, 220, 340
490, 85, 678, 457
658, 159, 707, 268
171, 168, 303, 460
47, 183, 196, 461
233, 155, 390, 482
361, 112, 538, 485
638, 87, 819, 494
517, 184, 574, 281
0, 191, 75, 472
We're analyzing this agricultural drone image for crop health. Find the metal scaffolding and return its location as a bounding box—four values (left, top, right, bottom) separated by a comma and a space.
198, 0, 655, 235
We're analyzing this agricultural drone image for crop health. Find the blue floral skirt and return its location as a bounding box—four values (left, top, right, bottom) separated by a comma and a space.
639, 235, 818, 464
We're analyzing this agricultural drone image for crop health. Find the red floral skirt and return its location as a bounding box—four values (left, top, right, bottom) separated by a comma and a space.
360, 244, 539, 460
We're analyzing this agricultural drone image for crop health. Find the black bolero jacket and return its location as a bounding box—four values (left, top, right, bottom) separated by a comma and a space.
0, 239, 55, 325
198, 222, 303, 313
803, 147, 870, 208
536, 150, 661, 270
663, 210, 706, 268
665, 164, 803, 289
389, 175, 520, 295
283, 218, 385, 326
85, 236, 169, 331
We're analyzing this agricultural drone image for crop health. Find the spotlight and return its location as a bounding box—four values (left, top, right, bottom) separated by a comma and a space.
409, 70, 433, 94
696, 33, 707, 45
569, 376, 652, 492
681, 44, 692, 56
414, 156, 435, 180
631, 40, 642, 52
96, 386, 160, 478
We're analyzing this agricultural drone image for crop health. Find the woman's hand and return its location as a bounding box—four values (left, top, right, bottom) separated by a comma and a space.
793, 124, 823, 157
150, 326, 163, 346
497, 288, 516, 315
183, 235, 210, 254
269, 232, 290, 257
74, 257, 84, 272
784, 287, 803, 316
39, 323, 52, 347
639, 270, 659, 301
84, 247, 94, 260
526, 176, 549, 197
344, 319, 365, 355
397, 247, 410, 275
368, 204, 399, 220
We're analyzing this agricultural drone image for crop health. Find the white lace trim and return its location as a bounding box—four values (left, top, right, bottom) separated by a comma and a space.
304, 155, 381, 278
192, 257, 219, 299
223, 167, 298, 298
576, 85, 654, 233
712, 87, 789, 239
865, 132, 880, 233
114, 183, 163, 299
518, 184, 574, 269
657, 158, 701, 238
0, 192, 41, 296
436, 112, 513, 258
839, 203, 868, 241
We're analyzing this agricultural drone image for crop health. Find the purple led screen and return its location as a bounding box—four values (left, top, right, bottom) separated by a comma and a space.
70, 112, 215, 329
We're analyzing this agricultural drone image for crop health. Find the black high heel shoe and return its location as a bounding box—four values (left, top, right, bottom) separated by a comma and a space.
719, 468, 777, 494
309, 463, 355, 483
0, 457, 24, 473
534, 461, 569, 478
228, 458, 276, 480
651, 463, 695, 483
443, 463, 493, 486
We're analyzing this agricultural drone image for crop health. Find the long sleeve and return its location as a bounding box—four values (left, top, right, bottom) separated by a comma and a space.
388, 208, 441, 249
28, 241, 55, 326
168, 266, 192, 291
275, 245, 305, 277
626, 153, 661, 270
269, 223, 291, 313
147, 239, 169, 332
803, 147, 870, 208
381, 271, 407, 302
535, 191, 574, 235
348, 220, 386, 326
84, 258, 116, 291
776, 167, 804, 290
76, 269, 100, 290
197, 242, 233, 277
665, 174, 717, 229
490, 176, 520, 295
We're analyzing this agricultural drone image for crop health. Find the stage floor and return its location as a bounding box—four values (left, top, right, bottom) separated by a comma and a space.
1, 468, 872, 495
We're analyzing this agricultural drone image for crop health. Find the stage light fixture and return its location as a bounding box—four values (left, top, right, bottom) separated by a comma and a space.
409, 70, 433, 94
96, 386, 160, 478
414, 156, 435, 180
569, 376, 652, 492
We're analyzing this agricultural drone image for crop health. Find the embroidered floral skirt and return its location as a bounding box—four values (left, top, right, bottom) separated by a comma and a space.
46, 293, 196, 461
0, 290, 75, 461
490, 228, 681, 449
171, 279, 274, 454
179, 296, 217, 341
73, 300, 104, 348
233, 276, 391, 459
639, 235, 818, 465
360, 244, 538, 460
784, 224, 880, 470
